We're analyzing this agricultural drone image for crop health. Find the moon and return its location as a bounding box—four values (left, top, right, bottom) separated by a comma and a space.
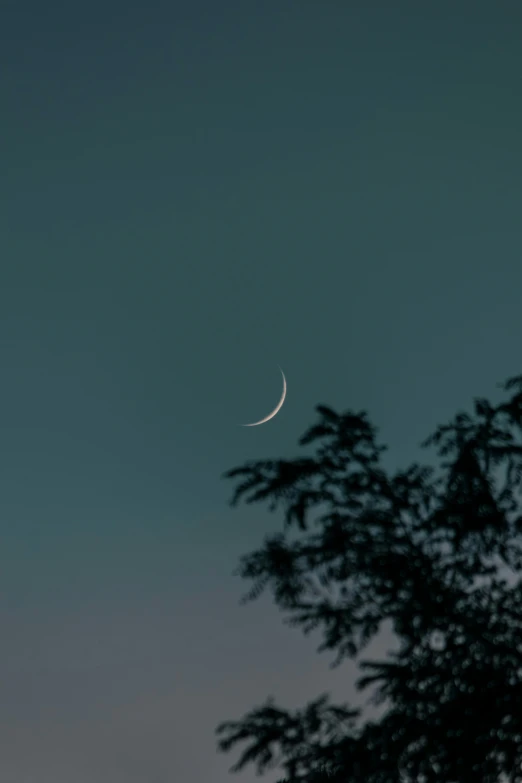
242, 367, 287, 427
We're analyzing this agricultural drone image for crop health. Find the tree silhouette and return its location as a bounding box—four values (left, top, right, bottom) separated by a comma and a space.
216, 374, 522, 782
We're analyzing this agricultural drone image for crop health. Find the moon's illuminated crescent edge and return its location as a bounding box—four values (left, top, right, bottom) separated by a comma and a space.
242, 367, 287, 427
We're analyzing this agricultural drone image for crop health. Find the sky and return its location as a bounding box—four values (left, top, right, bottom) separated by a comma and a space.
2, 2, 522, 781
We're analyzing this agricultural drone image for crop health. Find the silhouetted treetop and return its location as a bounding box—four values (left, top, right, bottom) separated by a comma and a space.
217, 374, 522, 782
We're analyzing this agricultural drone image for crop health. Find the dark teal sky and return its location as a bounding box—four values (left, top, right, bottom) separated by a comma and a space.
2, 2, 522, 780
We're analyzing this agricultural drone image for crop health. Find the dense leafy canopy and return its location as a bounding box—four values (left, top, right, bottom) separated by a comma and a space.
216, 375, 522, 782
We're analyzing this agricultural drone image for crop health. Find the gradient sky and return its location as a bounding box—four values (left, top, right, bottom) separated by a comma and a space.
2, 2, 522, 781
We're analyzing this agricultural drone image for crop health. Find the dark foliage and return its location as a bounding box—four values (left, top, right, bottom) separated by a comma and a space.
216, 376, 522, 782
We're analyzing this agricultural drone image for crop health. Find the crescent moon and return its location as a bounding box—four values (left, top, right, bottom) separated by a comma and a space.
242, 367, 287, 427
